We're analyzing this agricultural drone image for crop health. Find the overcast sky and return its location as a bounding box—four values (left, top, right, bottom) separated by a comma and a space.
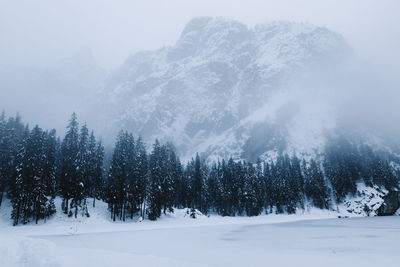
1, 0, 399, 71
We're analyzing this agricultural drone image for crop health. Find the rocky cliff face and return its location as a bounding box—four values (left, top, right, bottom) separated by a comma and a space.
340, 185, 400, 217
377, 190, 400, 216
97, 17, 352, 161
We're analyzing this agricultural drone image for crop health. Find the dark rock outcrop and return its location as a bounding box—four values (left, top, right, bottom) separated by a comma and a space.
377, 190, 400, 216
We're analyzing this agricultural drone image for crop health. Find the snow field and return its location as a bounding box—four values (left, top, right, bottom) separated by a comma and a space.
1, 198, 399, 267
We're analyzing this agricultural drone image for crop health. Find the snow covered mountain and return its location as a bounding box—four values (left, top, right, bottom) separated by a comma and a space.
96, 17, 354, 161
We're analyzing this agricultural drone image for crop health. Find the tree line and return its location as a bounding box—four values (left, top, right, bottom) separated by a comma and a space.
0, 112, 398, 225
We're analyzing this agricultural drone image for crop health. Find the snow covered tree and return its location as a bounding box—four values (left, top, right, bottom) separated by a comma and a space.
87, 134, 104, 208
70, 123, 90, 218
3, 110, 400, 225
106, 131, 133, 221
133, 137, 147, 218
10, 126, 30, 225
147, 139, 163, 220
219, 159, 234, 216
1, 113, 26, 208
160, 143, 178, 214
324, 138, 359, 202
192, 153, 202, 211
42, 129, 58, 198
304, 159, 329, 209
105, 137, 121, 221
0, 111, 7, 207
10, 125, 56, 225
60, 113, 80, 215
289, 155, 304, 209
372, 158, 398, 190
205, 163, 218, 213
124, 133, 137, 219
243, 162, 263, 216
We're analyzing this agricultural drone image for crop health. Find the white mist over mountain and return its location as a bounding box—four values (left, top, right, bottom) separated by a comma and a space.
91, 17, 399, 162
1, 0, 399, 71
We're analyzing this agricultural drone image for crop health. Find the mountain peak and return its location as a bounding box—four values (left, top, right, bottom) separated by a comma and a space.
99, 18, 352, 162
180, 17, 247, 38
167, 17, 250, 61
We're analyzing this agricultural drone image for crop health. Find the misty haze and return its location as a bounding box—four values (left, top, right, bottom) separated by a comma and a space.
1, 1, 400, 267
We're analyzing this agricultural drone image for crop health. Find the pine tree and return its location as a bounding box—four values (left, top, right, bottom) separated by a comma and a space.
10, 125, 30, 225
263, 162, 273, 213
192, 153, 202, 212
220, 159, 234, 216
134, 137, 147, 218
60, 113, 80, 215
3, 110, 400, 224
236, 161, 246, 215
372, 158, 398, 190
106, 131, 134, 221
177, 159, 190, 209
1, 113, 26, 208
290, 155, 304, 209
42, 129, 57, 218
324, 138, 359, 201
11, 125, 56, 225
0, 111, 7, 207
30, 127, 54, 224
206, 163, 218, 213
147, 139, 163, 220
71, 123, 90, 218
91, 138, 104, 207
161, 143, 178, 214
244, 162, 262, 216
304, 159, 329, 209
85, 131, 97, 204
124, 133, 136, 220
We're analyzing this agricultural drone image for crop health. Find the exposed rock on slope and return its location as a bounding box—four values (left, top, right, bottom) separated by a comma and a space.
377, 190, 400, 216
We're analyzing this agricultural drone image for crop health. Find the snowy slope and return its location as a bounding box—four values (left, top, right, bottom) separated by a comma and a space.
95, 17, 351, 162
0, 197, 337, 236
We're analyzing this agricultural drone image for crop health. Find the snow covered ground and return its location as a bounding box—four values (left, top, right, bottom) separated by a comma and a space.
1, 199, 399, 267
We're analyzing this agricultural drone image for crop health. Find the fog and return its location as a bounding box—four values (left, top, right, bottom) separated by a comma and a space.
1, 0, 400, 69
0, 0, 399, 150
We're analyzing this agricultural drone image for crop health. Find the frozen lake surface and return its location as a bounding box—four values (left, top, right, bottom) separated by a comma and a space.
1, 216, 400, 267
